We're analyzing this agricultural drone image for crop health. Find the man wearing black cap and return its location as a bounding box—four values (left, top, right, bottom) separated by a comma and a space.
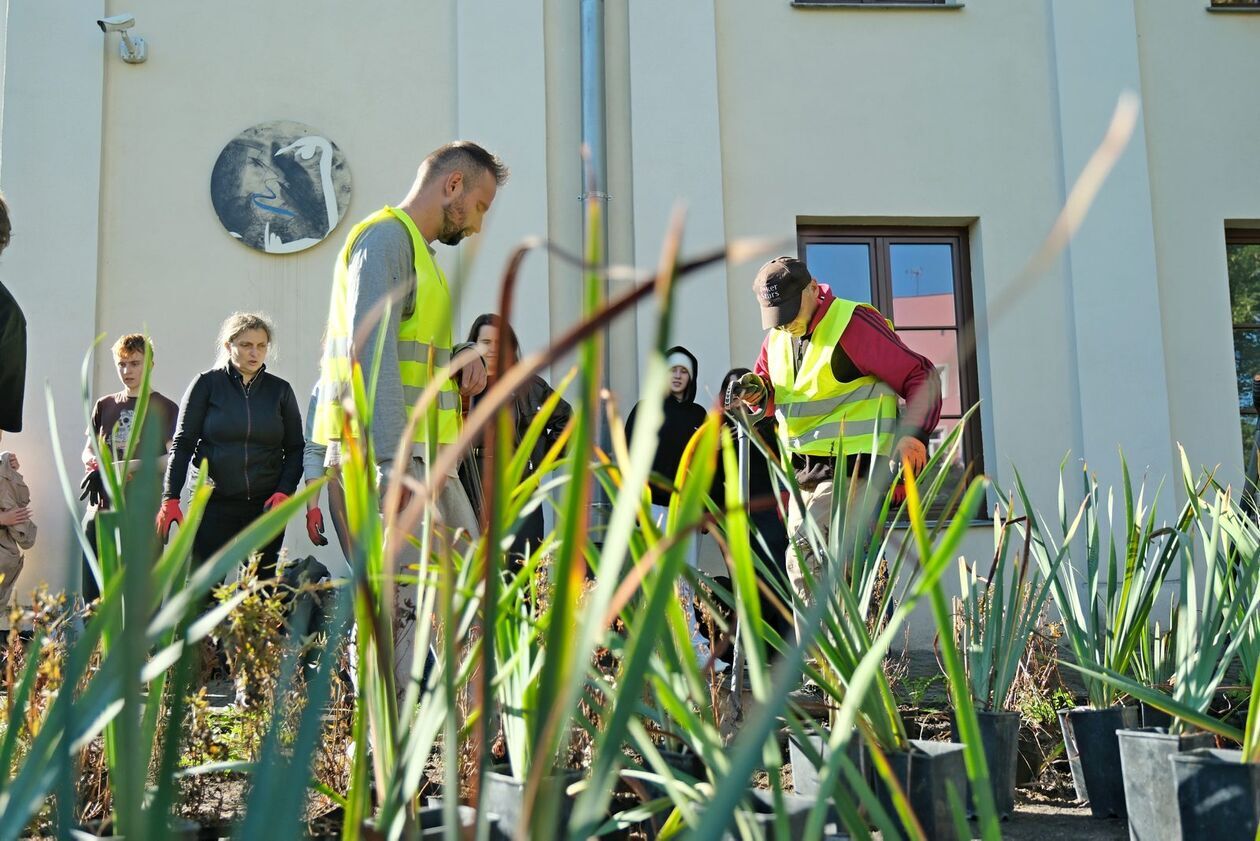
729, 256, 941, 626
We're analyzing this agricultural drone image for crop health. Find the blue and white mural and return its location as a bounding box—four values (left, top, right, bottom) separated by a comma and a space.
210, 120, 352, 254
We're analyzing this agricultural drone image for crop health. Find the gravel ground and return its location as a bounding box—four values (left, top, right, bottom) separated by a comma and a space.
990, 791, 1128, 841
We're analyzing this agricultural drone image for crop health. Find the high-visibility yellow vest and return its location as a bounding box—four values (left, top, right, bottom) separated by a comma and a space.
766, 298, 899, 458
311, 206, 461, 447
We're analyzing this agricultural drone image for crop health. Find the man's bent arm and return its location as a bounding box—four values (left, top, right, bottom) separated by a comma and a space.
839, 307, 942, 442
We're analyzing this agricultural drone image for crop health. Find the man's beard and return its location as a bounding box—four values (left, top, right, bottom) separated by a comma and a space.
437, 200, 467, 246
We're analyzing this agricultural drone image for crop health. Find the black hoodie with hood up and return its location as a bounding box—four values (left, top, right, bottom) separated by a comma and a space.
625, 345, 708, 507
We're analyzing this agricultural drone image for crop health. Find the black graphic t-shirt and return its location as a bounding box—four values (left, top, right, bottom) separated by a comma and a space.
90, 391, 179, 460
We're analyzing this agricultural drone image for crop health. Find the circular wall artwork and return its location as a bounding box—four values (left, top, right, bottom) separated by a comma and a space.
210, 120, 352, 254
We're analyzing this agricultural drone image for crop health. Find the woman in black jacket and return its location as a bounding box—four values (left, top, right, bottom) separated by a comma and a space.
460, 313, 572, 559
158, 312, 304, 577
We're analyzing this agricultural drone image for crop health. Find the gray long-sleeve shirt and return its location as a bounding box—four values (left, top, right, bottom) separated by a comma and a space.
345, 217, 416, 463
303, 387, 327, 483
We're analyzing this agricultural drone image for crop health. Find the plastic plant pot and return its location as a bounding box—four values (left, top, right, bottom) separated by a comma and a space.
1170, 748, 1260, 840
1060, 705, 1139, 817
950, 709, 1019, 818
1116, 727, 1213, 841
718, 790, 814, 840
875, 740, 968, 841
483, 766, 582, 837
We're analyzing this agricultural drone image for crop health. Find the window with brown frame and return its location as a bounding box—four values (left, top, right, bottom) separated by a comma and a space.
797, 225, 984, 512
793, 0, 948, 5
1227, 228, 1260, 462
1211, 0, 1260, 8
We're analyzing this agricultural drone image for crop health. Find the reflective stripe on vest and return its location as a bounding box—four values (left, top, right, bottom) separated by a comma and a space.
312, 206, 461, 446
766, 298, 900, 458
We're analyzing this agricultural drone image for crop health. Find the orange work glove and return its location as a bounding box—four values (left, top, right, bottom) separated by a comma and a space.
263, 492, 289, 512
892, 437, 929, 505
896, 437, 928, 475
306, 507, 328, 546
156, 498, 183, 541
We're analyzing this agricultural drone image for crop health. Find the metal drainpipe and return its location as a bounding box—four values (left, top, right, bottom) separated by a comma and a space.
581, 0, 613, 539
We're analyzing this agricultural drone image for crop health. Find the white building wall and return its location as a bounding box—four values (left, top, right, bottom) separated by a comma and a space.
713, 0, 1079, 508
88, 0, 461, 580
455, 0, 552, 359
628, 0, 731, 405
0, 0, 105, 598
1, 1, 1256, 645
1048, 0, 1173, 492
1135, 0, 1260, 491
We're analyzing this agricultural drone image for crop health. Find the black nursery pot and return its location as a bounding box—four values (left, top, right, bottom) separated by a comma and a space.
790, 732, 966, 840
416, 804, 478, 839
1170, 748, 1260, 840
1059, 705, 1139, 818
483, 766, 582, 836
788, 730, 865, 799
635, 749, 706, 839
1116, 727, 1213, 841
876, 740, 968, 841
717, 790, 814, 840
1139, 700, 1174, 730
949, 709, 1019, 818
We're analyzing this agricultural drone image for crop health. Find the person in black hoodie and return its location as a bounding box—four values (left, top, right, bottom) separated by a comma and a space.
158, 312, 304, 579
625, 346, 707, 509
625, 345, 725, 670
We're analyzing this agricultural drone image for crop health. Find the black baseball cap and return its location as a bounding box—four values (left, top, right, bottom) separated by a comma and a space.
753, 257, 813, 329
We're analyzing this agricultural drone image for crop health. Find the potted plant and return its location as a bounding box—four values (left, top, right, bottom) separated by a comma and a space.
1101, 480, 1259, 841
1018, 459, 1188, 818
950, 489, 1065, 817
1157, 486, 1260, 839
1132, 613, 1176, 728
483, 560, 585, 834
1063, 466, 1260, 840
786, 430, 980, 841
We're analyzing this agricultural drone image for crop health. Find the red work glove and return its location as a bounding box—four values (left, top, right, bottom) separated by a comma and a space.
306, 507, 329, 546
263, 492, 289, 512
156, 498, 183, 541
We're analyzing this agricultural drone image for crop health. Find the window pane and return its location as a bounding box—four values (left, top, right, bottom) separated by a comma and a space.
804, 242, 873, 304
898, 327, 962, 416
890, 243, 957, 328
1242, 415, 1257, 469
928, 417, 965, 466
1229, 243, 1260, 325
1236, 329, 1260, 411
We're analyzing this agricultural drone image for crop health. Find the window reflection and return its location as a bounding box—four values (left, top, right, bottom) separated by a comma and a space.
890, 243, 956, 328
804, 243, 873, 304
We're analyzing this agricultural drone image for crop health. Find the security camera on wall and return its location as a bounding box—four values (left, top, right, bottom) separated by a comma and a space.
97, 14, 147, 64
96, 14, 135, 32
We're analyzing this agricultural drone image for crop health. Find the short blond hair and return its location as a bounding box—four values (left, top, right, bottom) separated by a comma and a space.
112, 333, 152, 362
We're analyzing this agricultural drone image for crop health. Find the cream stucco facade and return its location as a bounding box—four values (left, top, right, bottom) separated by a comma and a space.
1, 1, 1257, 643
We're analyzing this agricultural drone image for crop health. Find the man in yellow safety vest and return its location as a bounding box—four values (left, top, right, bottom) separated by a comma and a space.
728, 256, 941, 646
311, 141, 509, 690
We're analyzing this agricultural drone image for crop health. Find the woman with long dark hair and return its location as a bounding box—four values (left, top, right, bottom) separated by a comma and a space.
461, 313, 571, 559
158, 312, 304, 578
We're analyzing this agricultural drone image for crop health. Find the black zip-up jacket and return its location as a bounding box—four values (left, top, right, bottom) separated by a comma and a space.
163, 364, 304, 503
